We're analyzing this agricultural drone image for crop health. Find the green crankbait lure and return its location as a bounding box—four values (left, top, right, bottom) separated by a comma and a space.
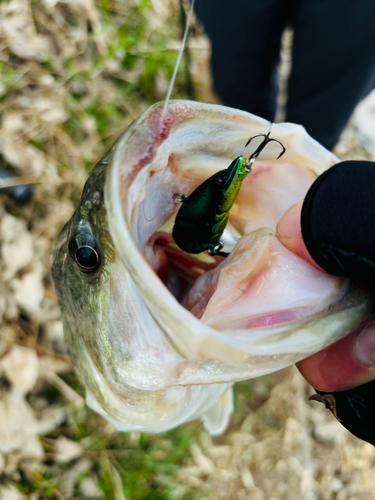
172, 127, 286, 255
172, 155, 250, 255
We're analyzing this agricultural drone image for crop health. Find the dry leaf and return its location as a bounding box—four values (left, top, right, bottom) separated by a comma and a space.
61, 458, 92, 499
80, 477, 104, 499
55, 437, 84, 463
12, 261, 45, 314
0, 485, 23, 500
37, 406, 66, 436
1, 214, 34, 281
1, 345, 39, 395
0, 0, 50, 61
0, 393, 44, 456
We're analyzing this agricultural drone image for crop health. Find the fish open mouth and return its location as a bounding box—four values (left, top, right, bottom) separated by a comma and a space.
106, 100, 373, 378
142, 165, 347, 331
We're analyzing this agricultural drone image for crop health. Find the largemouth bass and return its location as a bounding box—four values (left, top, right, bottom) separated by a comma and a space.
52, 101, 373, 435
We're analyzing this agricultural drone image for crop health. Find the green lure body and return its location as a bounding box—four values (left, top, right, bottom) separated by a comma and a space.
172, 156, 249, 254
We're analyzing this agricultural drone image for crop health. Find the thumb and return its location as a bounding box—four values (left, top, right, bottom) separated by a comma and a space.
276, 201, 322, 270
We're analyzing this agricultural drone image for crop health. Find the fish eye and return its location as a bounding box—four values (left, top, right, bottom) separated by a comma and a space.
75, 245, 100, 271
69, 240, 101, 273
215, 176, 225, 185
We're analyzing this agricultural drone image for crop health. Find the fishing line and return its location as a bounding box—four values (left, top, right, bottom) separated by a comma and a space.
160, 0, 196, 127
142, 0, 196, 223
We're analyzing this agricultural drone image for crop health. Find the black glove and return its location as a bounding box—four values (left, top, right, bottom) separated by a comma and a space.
301, 160, 375, 281
301, 160, 375, 446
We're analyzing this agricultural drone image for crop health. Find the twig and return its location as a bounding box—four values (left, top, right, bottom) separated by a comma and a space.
0, 176, 64, 189
47, 371, 85, 408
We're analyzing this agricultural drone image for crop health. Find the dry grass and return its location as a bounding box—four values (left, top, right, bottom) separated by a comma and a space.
1, 1, 375, 499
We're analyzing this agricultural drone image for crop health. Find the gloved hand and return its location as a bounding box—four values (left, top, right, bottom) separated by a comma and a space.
276, 161, 375, 446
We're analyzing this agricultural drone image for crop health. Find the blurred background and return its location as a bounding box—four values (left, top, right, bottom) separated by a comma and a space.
1, 1, 375, 499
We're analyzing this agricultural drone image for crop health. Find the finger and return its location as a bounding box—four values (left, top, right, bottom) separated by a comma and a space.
276, 201, 323, 270
297, 321, 375, 392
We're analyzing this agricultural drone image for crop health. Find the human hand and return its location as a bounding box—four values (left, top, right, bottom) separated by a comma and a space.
277, 200, 375, 393
277, 161, 375, 445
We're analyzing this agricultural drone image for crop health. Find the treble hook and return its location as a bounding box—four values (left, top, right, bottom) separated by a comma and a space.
244, 122, 286, 171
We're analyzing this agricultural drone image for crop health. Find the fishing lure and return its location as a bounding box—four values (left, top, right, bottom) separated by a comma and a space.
172, 127, 286, 255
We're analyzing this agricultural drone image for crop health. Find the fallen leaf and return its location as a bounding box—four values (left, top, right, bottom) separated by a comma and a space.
80, 476, 104, 499
0, 393, 44, 456
1, 346, 39, 395
0, 0, 50, 61
12, 261, 45, 313
55, 437, 84, 464
61, 458, 92, 499
1, 214, 34, 281
0, 485, 23, 500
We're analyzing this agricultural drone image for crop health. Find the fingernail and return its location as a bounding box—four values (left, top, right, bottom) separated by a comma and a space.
356, 322, 375, 366
277, 202, 303, 239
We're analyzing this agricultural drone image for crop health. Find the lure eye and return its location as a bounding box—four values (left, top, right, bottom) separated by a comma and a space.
215, 176, 225, 186
69, 240, 101, 273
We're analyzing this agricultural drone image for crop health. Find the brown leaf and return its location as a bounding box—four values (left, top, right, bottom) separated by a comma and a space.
1, 346, 39, 395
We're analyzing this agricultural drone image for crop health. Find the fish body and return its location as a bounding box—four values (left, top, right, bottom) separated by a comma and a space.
52, 101, 374, 435
173, 156, 249, 253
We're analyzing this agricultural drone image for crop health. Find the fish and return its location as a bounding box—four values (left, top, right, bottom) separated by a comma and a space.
52, 100, 374, 435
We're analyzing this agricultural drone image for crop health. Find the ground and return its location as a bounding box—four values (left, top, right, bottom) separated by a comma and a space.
1, 1, 375, 499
